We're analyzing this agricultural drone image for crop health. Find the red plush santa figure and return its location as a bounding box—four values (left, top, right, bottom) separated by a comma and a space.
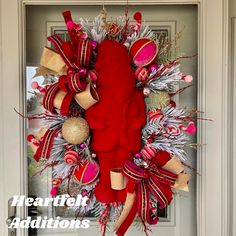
85, 39, 146, 203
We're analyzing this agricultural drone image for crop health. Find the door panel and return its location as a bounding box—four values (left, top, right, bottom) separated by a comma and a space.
25, 4, 197, 236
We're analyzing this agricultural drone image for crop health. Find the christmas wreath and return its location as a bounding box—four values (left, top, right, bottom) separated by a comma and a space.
26, 8, 199, 236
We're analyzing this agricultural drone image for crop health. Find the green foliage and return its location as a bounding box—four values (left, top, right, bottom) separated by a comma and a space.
145, 91, 170, 111
27, 94, 41, 112
156, 30, 184, 64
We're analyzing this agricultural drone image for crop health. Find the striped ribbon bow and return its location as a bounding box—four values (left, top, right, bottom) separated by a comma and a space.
123, 160, 178, 225
46, 11, 93, 96
47, 34, 87, 94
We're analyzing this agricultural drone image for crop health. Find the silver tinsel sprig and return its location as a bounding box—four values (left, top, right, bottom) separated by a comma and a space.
79, 16, 108, 43
49, 137, 96, 180
89, 198, 103, 217
40, 112, 98, 200
41, 112, 66, 127
161, 106, 191, 124
142, 106, 194, 161
150, 134, 189, 161
125, 23, 154, 47
146, 62, 183, 92
78, 18, 93, 39
113, 16, 127, 42
73, 184, 100, 216
109, 204, 123, 222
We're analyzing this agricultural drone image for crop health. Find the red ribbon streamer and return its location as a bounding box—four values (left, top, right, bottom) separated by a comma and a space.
42, 82, 60, 113
62, 11, 79, 50
34, 125, 61, 162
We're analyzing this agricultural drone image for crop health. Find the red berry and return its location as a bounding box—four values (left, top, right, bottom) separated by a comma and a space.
65, 144, 72, 150
133, 12, 142, 21
27, 134, 35, 142
31, 81, 38, 89
147, 137, 154, 143
170, 100, 176, 107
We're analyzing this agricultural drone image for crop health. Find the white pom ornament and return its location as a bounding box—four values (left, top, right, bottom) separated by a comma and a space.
124, 42, 130, 48
62, 117, 89, 145
143, 87, 151, 96
91, 153, 97, 158
183, 75, 193, 83
142, 161, 149, 169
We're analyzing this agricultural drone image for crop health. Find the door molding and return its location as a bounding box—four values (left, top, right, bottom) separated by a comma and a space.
0, 0, 231, 236
231, 17, 236, 236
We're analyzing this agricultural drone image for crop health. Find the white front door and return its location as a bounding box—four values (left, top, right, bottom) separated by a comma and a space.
0, 1, 230, 236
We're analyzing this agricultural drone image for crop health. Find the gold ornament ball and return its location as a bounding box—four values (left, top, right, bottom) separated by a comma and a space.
62, 117, 89, 145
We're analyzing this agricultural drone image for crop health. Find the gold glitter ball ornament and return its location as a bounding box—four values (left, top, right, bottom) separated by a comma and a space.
62, 117, 89, 145
145, 91, 170, 110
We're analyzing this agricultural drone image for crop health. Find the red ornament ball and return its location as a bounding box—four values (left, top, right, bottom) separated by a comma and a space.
64, 150, 79, 164
88, 69, 98, 82
74, 160, 99, 185
152, 151, 171, 167
135, 67, 149, 81
130, 38, 158, 67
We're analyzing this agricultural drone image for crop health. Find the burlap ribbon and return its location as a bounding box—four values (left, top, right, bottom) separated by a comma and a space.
40, 47, 67, 75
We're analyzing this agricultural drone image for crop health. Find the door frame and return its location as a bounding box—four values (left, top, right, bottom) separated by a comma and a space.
0, 0, 231, 236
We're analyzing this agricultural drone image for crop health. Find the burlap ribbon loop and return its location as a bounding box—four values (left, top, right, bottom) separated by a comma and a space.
40, 47, 67, 74
74, 83, 99, 110
110, 168, 126, 190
